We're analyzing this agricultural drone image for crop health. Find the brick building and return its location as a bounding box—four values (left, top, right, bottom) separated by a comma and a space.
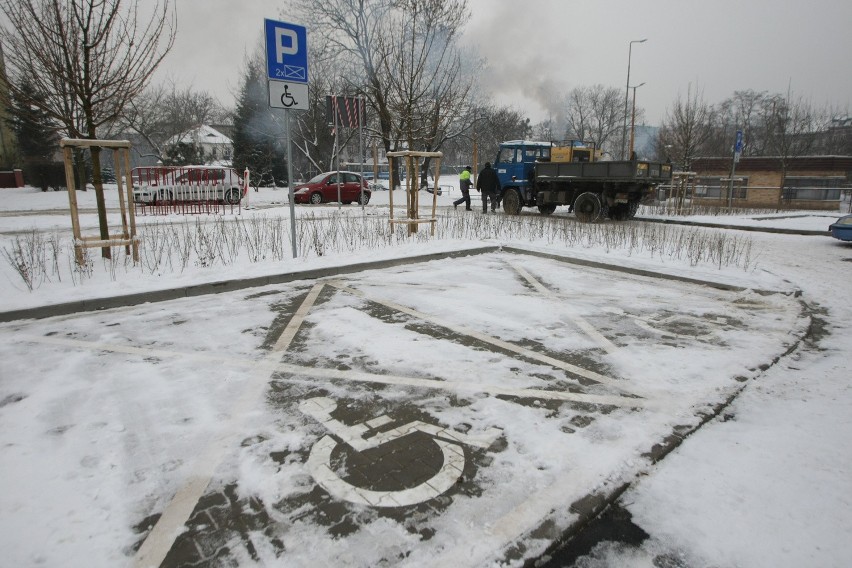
689, 156, 852, 210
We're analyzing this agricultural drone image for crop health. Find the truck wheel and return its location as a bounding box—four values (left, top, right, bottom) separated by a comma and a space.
608, 204, 629, 220
573, 192, 602, 223
537, 204, 557, 215
628, 201, 640, 218
502, 189, 522, 215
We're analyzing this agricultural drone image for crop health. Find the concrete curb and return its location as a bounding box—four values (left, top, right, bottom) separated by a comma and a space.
0, 246, 500, 323
1, 242, 800, 324
637, 216, 830, 236
501, 245, 799, 296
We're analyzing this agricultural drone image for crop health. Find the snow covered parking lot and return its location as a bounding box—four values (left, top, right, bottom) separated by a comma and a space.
0, 248, 810, 567
1, 186, 851, 567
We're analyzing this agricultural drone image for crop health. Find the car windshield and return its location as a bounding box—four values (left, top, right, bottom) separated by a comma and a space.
306, 173, 328, 184
838, 217, 852, 226
173, 168, 233, 183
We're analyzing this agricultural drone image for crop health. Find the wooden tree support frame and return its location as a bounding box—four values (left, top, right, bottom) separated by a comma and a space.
60, 138, 139, 266
387, 150, 443, 236
667, 171, 697, 215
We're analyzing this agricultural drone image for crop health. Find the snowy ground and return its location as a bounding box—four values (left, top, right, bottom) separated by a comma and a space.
1, 185, 851, 567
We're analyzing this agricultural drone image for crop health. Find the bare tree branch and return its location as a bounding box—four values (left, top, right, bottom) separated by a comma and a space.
0, 0, 176, 257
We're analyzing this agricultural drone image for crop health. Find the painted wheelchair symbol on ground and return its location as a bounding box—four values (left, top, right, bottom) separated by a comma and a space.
300, 396, 502, 507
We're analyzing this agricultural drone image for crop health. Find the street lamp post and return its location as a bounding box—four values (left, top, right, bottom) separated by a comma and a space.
629, 82, 646, 159
622, 38, 646, 160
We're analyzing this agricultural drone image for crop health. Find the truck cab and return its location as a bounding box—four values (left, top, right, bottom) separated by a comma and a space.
493, 140, 551, 205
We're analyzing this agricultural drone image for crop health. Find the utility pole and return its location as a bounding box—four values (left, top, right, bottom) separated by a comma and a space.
628, 82, 645, 158
622, 39, 646, 160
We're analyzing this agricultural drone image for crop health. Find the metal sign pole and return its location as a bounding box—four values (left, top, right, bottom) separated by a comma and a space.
285, 110, 297, 258
728, 129, 742, 209
265, 17, 308, 259
335, 104, 341, 211
359, 97, 365, 212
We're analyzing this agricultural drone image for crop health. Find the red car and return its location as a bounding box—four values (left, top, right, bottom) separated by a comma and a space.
293, 171, 371, 205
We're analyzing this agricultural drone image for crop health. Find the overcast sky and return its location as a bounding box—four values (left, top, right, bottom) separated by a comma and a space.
154, 0, 852, 126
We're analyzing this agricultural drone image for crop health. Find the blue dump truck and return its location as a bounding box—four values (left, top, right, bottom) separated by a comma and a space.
493, 140, 673, 221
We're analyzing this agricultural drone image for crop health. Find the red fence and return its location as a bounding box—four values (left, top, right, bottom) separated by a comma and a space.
132, 166, 247, 215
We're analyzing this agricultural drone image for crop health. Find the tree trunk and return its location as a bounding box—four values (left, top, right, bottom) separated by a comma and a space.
89, 144, 112, 259
74, 148, 87, 192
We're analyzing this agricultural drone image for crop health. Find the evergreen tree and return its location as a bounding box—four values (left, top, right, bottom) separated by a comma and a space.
232, 60, 288, 188
8, 78, 57, 161
162, 141, 205, 166
7, 78, 64, 190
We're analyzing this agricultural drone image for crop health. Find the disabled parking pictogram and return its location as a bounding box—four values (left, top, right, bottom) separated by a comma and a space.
300, 396, 502, 508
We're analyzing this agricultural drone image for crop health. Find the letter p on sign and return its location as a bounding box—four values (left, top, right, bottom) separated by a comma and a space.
275, 28, 298, 62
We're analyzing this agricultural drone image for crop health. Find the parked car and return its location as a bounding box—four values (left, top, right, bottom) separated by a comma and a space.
133, 166, 246, 205
828, 214, 852, 241
293, 171, 371, 205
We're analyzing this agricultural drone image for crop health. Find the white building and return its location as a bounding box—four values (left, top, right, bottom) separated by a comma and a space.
168, 124, 233, 164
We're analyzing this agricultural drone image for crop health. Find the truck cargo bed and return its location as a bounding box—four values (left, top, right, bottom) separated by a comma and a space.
535, 160, 671, 183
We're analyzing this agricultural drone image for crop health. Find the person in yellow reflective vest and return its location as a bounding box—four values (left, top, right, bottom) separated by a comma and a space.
453, 166, 472, 210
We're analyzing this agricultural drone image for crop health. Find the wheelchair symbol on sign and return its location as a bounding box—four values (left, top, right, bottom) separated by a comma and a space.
300, 396, 501, 508
280, 85, 297, 108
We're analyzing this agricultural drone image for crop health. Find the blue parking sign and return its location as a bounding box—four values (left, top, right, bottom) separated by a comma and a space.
265, 19, 308, 84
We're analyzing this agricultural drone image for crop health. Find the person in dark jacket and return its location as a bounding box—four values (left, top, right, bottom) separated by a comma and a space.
476, 162, 499, 213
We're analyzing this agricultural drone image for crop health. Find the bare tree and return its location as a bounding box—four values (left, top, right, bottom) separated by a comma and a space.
708, 90, 770, 157
0, 0, 175, 257
289, 39, 354, 178
531, 118, 556, 142
765, 90, 821, 205
440, 103, 529, 167
564, 84, 626, 156
474, 105, 530, 165
123, 82, 226, 163
380, 0, 472, 183
656, 85, 714, 170
289, 0, 473, 188
819, 107, 852, 156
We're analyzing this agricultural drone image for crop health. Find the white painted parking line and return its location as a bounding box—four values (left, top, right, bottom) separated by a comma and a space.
365, 415, 395, 429
270, 283, 326, 353
278, 362, 652, 409
133, 282, 326, 568
17, 333, 260, 367
326, 280, 639, 396
16, 336, 650, 410
505, 260, 620, 354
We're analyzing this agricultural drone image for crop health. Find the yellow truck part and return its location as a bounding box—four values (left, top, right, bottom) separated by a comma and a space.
550, 143, 602, 163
